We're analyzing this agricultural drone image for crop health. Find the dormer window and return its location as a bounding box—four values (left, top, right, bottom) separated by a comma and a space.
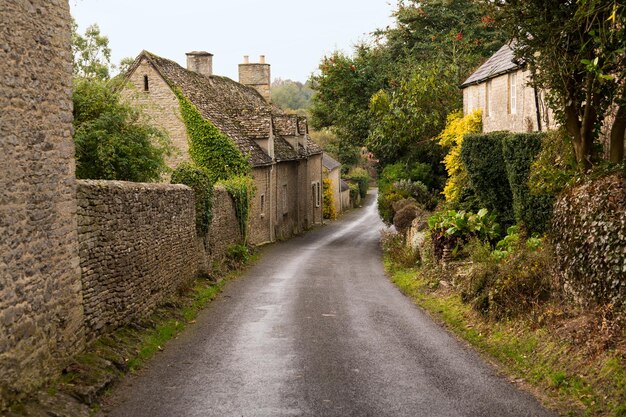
143, 75, 149, 92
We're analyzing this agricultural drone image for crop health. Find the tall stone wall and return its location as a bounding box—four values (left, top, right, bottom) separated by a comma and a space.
76, 180, 198, 340
0, 0, 85, 406
249, 166, 272, 245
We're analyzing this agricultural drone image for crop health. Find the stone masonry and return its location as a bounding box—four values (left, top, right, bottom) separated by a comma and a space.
76, 180, 198, 341
206, 186, 243, 260
0, 0, 85, 406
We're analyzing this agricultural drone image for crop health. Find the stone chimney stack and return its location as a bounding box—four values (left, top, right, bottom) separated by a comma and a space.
239, 55, 271, 103
186, 51, 213, 77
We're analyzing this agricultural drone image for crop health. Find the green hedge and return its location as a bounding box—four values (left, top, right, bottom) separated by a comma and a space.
171, 163, 214, 236
502, 132, 553, 235
461, 132, 514, 227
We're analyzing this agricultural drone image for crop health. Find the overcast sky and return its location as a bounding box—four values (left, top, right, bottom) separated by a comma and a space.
69, 0, 395, 83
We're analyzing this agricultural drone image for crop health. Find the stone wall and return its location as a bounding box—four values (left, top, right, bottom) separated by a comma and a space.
76, 180, 198, 340
206, 186, 242, 260
0, 0, 85, 406
274, 160, 300, 240
308, 153, 324, 225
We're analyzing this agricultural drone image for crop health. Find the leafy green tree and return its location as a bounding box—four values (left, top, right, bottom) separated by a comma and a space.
271, 79, 314, 111
73, 78, 171, 182
71, 22, 171, 181
492, 0, 625, 167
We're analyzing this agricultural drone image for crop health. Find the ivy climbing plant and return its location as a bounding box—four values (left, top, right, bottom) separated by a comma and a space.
174, 88, 250, 183
218, 175, 256, 244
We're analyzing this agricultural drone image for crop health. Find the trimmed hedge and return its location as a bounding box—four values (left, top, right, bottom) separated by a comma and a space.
461, 132, 514, 227
171, 163, 214, 236
502, 132, 553, 235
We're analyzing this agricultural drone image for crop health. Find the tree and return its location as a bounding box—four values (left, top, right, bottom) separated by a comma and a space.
73, 78, 171, 182
71, 22, 171, 181
271, 79, 314, 111
493, 0, 625, 167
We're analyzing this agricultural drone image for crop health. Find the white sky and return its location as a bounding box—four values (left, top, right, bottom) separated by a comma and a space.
69, 0, 395, 83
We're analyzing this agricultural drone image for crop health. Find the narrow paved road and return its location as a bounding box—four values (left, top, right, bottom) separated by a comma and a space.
102, 191, 555, 417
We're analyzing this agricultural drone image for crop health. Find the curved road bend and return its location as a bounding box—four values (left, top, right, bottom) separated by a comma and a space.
102, 190, 555, 417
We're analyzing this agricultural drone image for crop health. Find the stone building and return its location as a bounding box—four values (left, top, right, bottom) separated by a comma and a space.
122, 51, 323, 244
322, 153, 342, 215
461, 42, 555, 133
0, 0, 85, 406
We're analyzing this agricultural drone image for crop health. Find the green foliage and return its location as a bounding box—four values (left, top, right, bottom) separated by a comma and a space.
71, 21, 112, 80
174, 89, 250, 183
437, 110, 483, 202
344, 167, 369, 199
551, 172, 626, 307
271, 79, 314, 111
367, 64, 461, 167
502, 132, 554, 235
428, 209, 500, 260
461, 242, 552, 319
225, 244, 250, 269
348, 183, 360, 207
461, 132, 514, 226
381, 230, 420, 267
491, 226, 543, 262
528, 129, 578, 197
171, 163, 214, 236
218, 176, 256, 245
73, 78, 171, 182
322, 178, 337, 220
492, 0, 626, 167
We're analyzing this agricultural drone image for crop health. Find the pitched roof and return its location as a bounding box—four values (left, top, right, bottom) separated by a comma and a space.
460, 42, 521, 88
322, 153, 341, 171
340, 179, 350, 192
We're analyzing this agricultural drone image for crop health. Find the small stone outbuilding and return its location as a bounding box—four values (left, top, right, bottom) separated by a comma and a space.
322, 153, 342, 215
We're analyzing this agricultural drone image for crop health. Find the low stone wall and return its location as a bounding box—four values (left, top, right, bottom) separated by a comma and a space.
206, 186, 242, 261
76, 180, 198, 341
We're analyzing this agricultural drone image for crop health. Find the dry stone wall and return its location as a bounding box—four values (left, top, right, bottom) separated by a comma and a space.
206, 186, 242, 261
76, 180, 198, 340
0, 0, 84, 406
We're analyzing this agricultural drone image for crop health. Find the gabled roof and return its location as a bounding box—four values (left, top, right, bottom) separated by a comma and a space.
322, 153, 341, 171
127, 50, 321, 167
460, 42, 521, 88
340, 179, 350, 192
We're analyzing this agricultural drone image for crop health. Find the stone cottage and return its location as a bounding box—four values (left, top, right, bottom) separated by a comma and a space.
122, 51, 323, 244
322, 153, 342, 215
460, 42, 555, 133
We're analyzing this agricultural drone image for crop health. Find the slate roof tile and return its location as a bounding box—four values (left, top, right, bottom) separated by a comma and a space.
460, 42, 521, 88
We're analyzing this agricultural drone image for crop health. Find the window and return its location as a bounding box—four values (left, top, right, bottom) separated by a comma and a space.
312, 181, 321, 208
260, 194, 265, 217
143, 75, 149, 92
509, 72, 517, 114
282, 184, 288, 215
485, 80, 492, 117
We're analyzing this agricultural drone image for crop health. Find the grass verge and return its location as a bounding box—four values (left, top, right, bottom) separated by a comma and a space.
384, 257, 626, 417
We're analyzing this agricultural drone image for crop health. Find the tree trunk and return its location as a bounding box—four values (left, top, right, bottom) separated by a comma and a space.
609, 103, 625, 164
565, 104, 594, 170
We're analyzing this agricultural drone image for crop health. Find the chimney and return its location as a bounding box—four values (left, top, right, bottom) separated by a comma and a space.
186, 51, 213, 77
239, 54, 271, 103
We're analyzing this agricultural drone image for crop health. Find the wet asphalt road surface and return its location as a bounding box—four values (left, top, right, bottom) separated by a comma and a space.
102, 191, 556, 417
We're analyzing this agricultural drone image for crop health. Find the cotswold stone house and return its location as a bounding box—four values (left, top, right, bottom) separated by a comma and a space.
322, 153, 342, 215
461, 42, 555, 133
122, 51, 323, 244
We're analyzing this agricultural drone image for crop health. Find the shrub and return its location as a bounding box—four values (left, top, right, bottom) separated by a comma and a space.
461, 243, 552, 319
378, 190, 404, 225
345, 167, 369, 198
393, 179, 438, 211
502, 132, 554, 234
437, 109, 482, 202
171, 163, 214, 236
381, 230, 420, 267
428, 209, 500, 260
225, 243, 250, 269
551, 172, 626, 307
461, 132, 514, 226
348, 183, 360, 207
392, 198, 419, 234
73, 78, 172, 182
528, 128, 577, 197
323, 177, 337, 220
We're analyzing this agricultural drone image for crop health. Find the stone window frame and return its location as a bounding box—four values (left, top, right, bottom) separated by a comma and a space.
312, 181, 321, 208
260, 194, 265, 217
143, 75, 149, 92
508, 72, 517, 115
485, 80, 492, 117
282, 184, 288, 215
